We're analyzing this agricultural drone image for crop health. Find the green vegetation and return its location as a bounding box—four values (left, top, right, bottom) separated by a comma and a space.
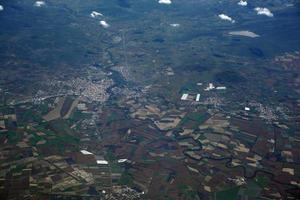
19, 109, 42, 124
254, 176, 269, 188
214, 70, 246, 85
107, 112, 119, 124
39, 120, 80, 153
46, 133, 79, 153
215, 186, 240, 200
2, 130, 21, 144
29, 134, 43, 146
178, 184, 200, 200
180, 82, 198, 93
110, 162, 123, 173
130, 145, 138, 157
0, 106, 14, 115
198, 134, 207, 140
10, 164, 25, 173
164, 197, 176, 200
179, 112, 209, 129
34, 122, 52, 133
48, 119, 74, 135
69, 110, 92, 123
239, 180, 262, 198
119, 172, 134, 186
105, 149, 117, 161
36, 103, 50, 115
233, 131, 256, 147
188, 112, 209, 122
5, 118, 17, 130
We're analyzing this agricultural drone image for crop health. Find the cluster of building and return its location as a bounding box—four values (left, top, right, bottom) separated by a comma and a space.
181, 93, 201, 102
204, 83, 226, 91
64, 78, 113, 103
180, 82, 226, 103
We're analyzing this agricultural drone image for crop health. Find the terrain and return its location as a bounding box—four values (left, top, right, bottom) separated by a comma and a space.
0, 0, 300, 199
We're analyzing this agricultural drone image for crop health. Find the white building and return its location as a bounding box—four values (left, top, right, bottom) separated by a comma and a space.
204, 83, 215, 91
80, 150, 93, 155
118, 159, 128, 163
216, 86, 226, 90
97, 160, 108, 165
181, 94, 189, 100
196, 94, 201, 102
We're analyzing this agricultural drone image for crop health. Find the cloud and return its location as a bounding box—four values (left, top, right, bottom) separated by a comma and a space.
218, 14, 235, 23
158, 0, 172, 5
0, 5, 4, 11
90, 11, 103, 18
34, 1, 46, 7
100, 20, 110, 28
254, 7, 274, 17
228, 31, 260, 38
238, 0, 247, 6
170, 23, 180, 27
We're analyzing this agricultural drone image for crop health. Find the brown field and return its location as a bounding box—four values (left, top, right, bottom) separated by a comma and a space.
43, 97, 66, 121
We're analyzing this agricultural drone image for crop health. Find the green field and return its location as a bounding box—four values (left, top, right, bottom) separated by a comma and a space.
215, 186, 240, 200
179, 112, 210, 129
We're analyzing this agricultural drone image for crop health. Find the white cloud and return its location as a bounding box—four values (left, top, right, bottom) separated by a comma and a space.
238, 0, 247, 6
228, 31, 260, 38
254, 7, 274, 17
218, 14, 235, 23
90, 11, 103, 18
0, 5, 4, 11
158, 0, 172, 5
100, 20, 110, 28
170, 23, 180, 27
34, 1, 46, 7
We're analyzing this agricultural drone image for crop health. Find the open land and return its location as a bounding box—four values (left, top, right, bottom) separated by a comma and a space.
0, 0, 300, 199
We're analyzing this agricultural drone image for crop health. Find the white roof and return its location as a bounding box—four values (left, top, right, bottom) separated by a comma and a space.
97, 160, 108, 165
118, 159, 128, 163
181, 94, 189, 100
216, 86, 226, 90
80, 150, 93, 155
196, 94, 200, 102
